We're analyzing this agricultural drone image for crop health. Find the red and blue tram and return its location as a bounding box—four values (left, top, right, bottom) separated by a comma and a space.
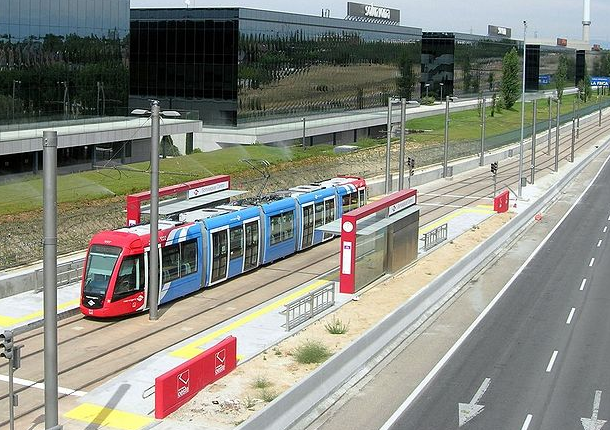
80, 176, 367, 317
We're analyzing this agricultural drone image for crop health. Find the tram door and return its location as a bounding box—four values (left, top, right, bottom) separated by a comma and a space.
243, 220, 260, 272
301, 204, 315, 249
211, 229, 229, 284
143, 247, 162, 306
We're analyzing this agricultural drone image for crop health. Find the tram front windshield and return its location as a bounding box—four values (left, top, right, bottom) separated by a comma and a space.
83, 245, 122, 295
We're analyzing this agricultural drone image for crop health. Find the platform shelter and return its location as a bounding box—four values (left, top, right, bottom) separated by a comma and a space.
319, 189, 420, 294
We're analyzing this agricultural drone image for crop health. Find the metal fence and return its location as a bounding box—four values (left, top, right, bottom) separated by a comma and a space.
284, 281, 336, 331
34, 258, 85, 292
422, 223, 448, 251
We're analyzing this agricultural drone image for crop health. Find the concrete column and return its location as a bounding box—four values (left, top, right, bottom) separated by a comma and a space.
186, 133, 194, 155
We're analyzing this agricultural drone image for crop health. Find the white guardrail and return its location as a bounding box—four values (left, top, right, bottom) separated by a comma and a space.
236, 135, 610, 430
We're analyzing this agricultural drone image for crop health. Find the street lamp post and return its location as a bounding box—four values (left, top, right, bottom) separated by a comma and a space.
425, 83, 430, 99
131, 102, 180, 320
12, 80, 21, 120
518, 21, 527, 199
440, 83, 444, 102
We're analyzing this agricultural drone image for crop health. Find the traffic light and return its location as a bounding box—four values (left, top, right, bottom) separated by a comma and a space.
1, 330, 13, 360
491, 162, 498, 175
407, 157, 415, 175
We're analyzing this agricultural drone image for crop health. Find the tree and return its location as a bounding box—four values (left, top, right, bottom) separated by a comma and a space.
396, 54, 417, 100
555, 55, 568, 101
578, 65, 592, 102
488, 72, 494, 91
500, 48, 520, 109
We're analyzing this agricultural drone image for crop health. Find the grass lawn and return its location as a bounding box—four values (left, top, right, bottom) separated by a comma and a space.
0, 93, 606, 216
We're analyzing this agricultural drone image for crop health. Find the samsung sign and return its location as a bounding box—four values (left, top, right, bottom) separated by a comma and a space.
488, 25, 512, 39
347, 2, 400, 23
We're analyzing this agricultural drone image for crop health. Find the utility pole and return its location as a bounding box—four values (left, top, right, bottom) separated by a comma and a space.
398, 98, 406, 190
599, 95, 603, 127
385, 97, 394, 193
555, 98, 560, 172
43, 130, 62, 430
302, 117, 306, 149
149, 102, 160, 321
517, 20, 527, 198
443, 96, 450, 178
531, 99, 537, 184
571, 118, 576, 162
480, 97, 486, 166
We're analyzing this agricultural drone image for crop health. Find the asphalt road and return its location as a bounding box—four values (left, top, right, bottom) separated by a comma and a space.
385, 139, 610, 429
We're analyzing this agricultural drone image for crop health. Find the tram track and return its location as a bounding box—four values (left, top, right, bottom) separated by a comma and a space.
2, 111, 610, 428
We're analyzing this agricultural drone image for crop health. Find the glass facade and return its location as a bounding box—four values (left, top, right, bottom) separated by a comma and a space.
130, 8, 421, 126
422, 32, 521, 98
0, 0, 130, 125
538, 45, 576, 91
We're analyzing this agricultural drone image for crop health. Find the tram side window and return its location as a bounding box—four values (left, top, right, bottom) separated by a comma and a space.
282, 211, 294, 241
181, 240, 197, 276
359, 189, 366, 207
230, 227, 243, 259
113, 254, 145, 301
315, 202, 324, 228
342, 193, 358, 213
162, 244, 181, 283
342, 195, 351, 213
270, 211, 295, 245
351, 192, 359, 210
325, 199, 335, 223
161, 239, 198, 283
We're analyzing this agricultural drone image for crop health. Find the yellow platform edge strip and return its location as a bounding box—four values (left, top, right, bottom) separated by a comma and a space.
64, 403, 154, 430
0, 298, 79, 327
170, 279, 330, 359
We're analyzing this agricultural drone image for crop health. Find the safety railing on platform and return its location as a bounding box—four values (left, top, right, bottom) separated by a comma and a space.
34, 258, 85, 292
284, 281, 336, 331
422, 223, 448, 251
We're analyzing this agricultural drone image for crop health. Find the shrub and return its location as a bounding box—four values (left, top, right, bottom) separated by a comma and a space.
420, 96, 436, 106
260, 388, 279, 403
324, 316, 350, 334
293, 340, 332, 364
243, 395, 257, 409
251, 375, 273, 390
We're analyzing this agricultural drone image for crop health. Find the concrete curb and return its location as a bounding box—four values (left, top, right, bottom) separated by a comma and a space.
236, 134, 610, 430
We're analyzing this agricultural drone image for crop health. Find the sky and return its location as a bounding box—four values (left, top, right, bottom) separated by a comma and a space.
130, 0, 610, 45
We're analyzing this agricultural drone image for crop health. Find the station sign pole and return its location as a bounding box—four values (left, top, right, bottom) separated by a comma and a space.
517, 21, 527, 199
547, 96, 552, 154
571, 118, 576, 162
43, 130, 62, 430
385, 97, 393, 194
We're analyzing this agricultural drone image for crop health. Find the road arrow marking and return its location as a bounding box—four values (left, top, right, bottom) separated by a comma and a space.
458, 378, 491, 427
581, 390, 607, 430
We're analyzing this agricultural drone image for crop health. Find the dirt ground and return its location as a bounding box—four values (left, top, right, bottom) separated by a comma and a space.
169, 211, 514, 429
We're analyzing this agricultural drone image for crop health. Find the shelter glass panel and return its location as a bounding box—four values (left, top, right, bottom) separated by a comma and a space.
354, 229, 387, 291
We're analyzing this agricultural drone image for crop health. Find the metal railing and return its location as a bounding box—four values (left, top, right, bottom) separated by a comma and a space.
284, 281, 336, 331
34, 258, 85, 292
422, 223, 448, 251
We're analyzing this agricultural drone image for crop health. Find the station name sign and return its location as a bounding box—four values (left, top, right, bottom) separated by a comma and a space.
347, 2, 400, 23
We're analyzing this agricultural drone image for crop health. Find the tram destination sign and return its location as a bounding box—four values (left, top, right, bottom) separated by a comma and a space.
346, 2, 400, 23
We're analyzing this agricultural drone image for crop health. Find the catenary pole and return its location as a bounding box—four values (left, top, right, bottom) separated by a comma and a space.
398, 98, 406, 190
480, 97, 486, 166
443, 96, 449, 177
531, 99, 537, 184
149, 101, 160, 321
43, 130, 62, 430
555, 98, 560, 172
385, 97, 392, 193
517, 21, 527, 198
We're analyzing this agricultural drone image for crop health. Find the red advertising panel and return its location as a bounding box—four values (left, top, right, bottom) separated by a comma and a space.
155, 336, 237, 419
493, 190, 510, 213
557, 38, 568, 47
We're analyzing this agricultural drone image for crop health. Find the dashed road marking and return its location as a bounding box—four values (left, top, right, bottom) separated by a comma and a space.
581, 279, 587, 291
590, 258, 596, 267
521, 414, 533, 430
566, 308, 576, 325
546, 351, 559, 372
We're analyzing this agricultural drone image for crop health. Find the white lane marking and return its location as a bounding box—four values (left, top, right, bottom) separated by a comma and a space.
0, 374, 86, 397
566, 308, 576, 324
521, 414, 533, 430
598, 240, 603, 247
590, 258, 596, 267
604, 226, 608, 233
458, 378, 491, 427
581, 279, 587, 291
379, 151, 610, 430
546, 350, 559, 372
607, 215, 610, 221
581, 390, 606, 430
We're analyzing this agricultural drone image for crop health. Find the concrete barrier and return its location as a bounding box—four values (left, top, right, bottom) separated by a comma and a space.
237, 135, 610, 430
